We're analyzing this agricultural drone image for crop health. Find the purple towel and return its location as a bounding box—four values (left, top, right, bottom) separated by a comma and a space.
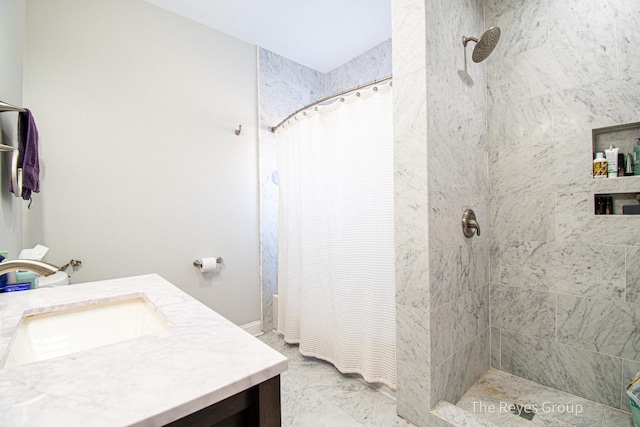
17, 109, 40, 201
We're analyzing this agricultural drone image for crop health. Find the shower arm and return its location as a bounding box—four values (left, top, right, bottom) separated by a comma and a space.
462, 36, 479, 46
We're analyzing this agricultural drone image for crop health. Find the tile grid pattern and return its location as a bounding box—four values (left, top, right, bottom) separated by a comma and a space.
392, 0, 491, 424
259, 332, 416, 427
261, 0, 640, 424
391, 0, 432, 423
257, 333, 635, 427
426, 0, 491, 413
486, 0, 640, 413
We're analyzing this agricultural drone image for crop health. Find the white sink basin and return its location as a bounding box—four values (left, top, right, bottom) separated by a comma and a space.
3, 296, 170, 368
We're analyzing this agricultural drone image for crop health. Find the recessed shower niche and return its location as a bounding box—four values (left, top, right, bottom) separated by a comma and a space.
594, 193, 640, 215
592, 121, 640, 178
592, 122, 640, 215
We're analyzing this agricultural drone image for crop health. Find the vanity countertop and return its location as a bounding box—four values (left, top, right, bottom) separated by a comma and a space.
0, 274, 288, 426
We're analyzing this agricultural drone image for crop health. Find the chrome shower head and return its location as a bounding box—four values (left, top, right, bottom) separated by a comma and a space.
462, 26, 501, 63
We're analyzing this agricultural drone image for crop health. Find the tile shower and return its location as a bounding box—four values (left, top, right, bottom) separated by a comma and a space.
487, 0, 640, 415
260, 0, 640, 425
393, 0, 640, 425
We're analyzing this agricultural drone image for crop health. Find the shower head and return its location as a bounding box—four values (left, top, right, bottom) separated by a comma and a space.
462, 26, 501, 63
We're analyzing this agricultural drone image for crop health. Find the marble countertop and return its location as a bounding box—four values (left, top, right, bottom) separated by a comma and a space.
0, 274, 288, 426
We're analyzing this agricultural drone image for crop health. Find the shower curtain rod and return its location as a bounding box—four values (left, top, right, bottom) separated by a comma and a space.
271, 75, 392, 133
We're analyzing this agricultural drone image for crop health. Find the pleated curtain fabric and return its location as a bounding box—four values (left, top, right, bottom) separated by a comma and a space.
276, 84, 396, 389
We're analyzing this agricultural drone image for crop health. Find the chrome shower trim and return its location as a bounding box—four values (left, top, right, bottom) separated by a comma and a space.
462, 26, 501, 63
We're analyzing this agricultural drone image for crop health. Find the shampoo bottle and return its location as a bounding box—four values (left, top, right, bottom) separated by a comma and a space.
634, 138, 640, 176
593, 152, 607, 178
605, 145, 619, 178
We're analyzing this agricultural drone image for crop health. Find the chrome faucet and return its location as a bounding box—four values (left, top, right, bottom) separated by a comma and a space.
0, 259, 60, 276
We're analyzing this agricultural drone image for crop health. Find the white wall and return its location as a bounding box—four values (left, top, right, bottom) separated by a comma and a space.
0, 0, 25, 258
23, 0, 260, 326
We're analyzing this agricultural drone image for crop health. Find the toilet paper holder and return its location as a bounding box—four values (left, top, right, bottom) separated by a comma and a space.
193, 257, 223, 267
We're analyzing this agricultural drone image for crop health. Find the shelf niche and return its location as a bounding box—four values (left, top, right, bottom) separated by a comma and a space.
592, 122, 640, 178
594, 192, 640, 215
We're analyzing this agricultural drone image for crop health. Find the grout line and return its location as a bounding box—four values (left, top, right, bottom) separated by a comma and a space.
500, 326, 632, 362
613, 11, 620, 78
625, 245, 629, 304
546, 0, 550, 49
497, 328, 501, 370
555, 293, 558, 344
620, 362, 625, 410
494, 279, 629, 305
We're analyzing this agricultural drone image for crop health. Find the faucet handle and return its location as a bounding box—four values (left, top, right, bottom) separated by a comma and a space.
462, 208, 481, 238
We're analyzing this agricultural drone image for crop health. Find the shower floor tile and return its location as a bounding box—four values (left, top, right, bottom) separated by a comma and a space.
456, 368, 634, 427
259, 331, 415, 427
260, 332, 635, 426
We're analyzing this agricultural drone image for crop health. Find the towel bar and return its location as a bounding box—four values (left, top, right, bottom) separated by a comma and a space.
0, 100, 26, 113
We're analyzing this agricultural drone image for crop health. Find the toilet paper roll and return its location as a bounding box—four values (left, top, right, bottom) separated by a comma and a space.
197, 257, 219, 273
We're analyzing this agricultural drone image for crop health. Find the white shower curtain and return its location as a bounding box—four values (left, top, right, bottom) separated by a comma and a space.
276, 83, 396, 388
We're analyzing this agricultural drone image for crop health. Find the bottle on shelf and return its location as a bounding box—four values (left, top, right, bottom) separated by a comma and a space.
593, 152, 608, 178
634, 138, 640, 176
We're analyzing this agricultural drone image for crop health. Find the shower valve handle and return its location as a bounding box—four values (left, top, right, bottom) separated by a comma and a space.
462, 208, 481, 238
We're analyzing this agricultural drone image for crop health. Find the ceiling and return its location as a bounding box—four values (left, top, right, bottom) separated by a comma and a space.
143, 0, 392, 73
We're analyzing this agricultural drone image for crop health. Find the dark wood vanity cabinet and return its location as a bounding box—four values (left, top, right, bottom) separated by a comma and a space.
165, 375, 281, 427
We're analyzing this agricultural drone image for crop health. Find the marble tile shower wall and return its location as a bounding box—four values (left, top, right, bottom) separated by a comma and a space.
426, 0, 490, 412
325, 39, 393, 95
392, 0, 490, 425
392, 1, 431, 424
486, 0, 640, 413
258, 42, 392, 331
